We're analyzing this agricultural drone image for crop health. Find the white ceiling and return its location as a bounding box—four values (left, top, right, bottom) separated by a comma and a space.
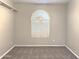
14, 0, 69, 4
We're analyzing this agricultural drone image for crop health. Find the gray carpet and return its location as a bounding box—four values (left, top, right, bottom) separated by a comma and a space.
2, 46, 78, 59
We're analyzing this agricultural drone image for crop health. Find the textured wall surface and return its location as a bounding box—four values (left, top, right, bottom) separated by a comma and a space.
67, 0, 79, 57
15, 3, 67, 45
0, 0, 14, 58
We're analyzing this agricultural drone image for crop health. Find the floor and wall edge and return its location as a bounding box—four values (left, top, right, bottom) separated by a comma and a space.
0, 45, 79, 59
15, 45, 65, 47
65, 45, 79, 59
0, 45, 15, 59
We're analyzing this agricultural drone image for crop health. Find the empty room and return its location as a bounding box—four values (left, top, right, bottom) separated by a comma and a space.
0, 0, 79, 59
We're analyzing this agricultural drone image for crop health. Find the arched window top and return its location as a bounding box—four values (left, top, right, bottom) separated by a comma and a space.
31, 10, 50, 38
31, 10, 50, 22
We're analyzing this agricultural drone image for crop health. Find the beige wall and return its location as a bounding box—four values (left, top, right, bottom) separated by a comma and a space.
15, 3, 67, 45
66, 0, 79, 57
0, 0, 14, 58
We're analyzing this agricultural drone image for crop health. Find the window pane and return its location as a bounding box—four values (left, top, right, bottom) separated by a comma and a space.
31, 10, 50, 38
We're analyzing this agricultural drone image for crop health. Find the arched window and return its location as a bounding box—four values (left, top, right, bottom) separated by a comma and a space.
31, 10, 50, 38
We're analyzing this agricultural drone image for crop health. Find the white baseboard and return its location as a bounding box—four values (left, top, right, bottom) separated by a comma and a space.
0, 45, 15, 59
15, 45, 65, 47
65, 45, 79, 59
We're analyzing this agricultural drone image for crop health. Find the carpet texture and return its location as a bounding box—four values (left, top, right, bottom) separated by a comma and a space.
2, 46, 78, 59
